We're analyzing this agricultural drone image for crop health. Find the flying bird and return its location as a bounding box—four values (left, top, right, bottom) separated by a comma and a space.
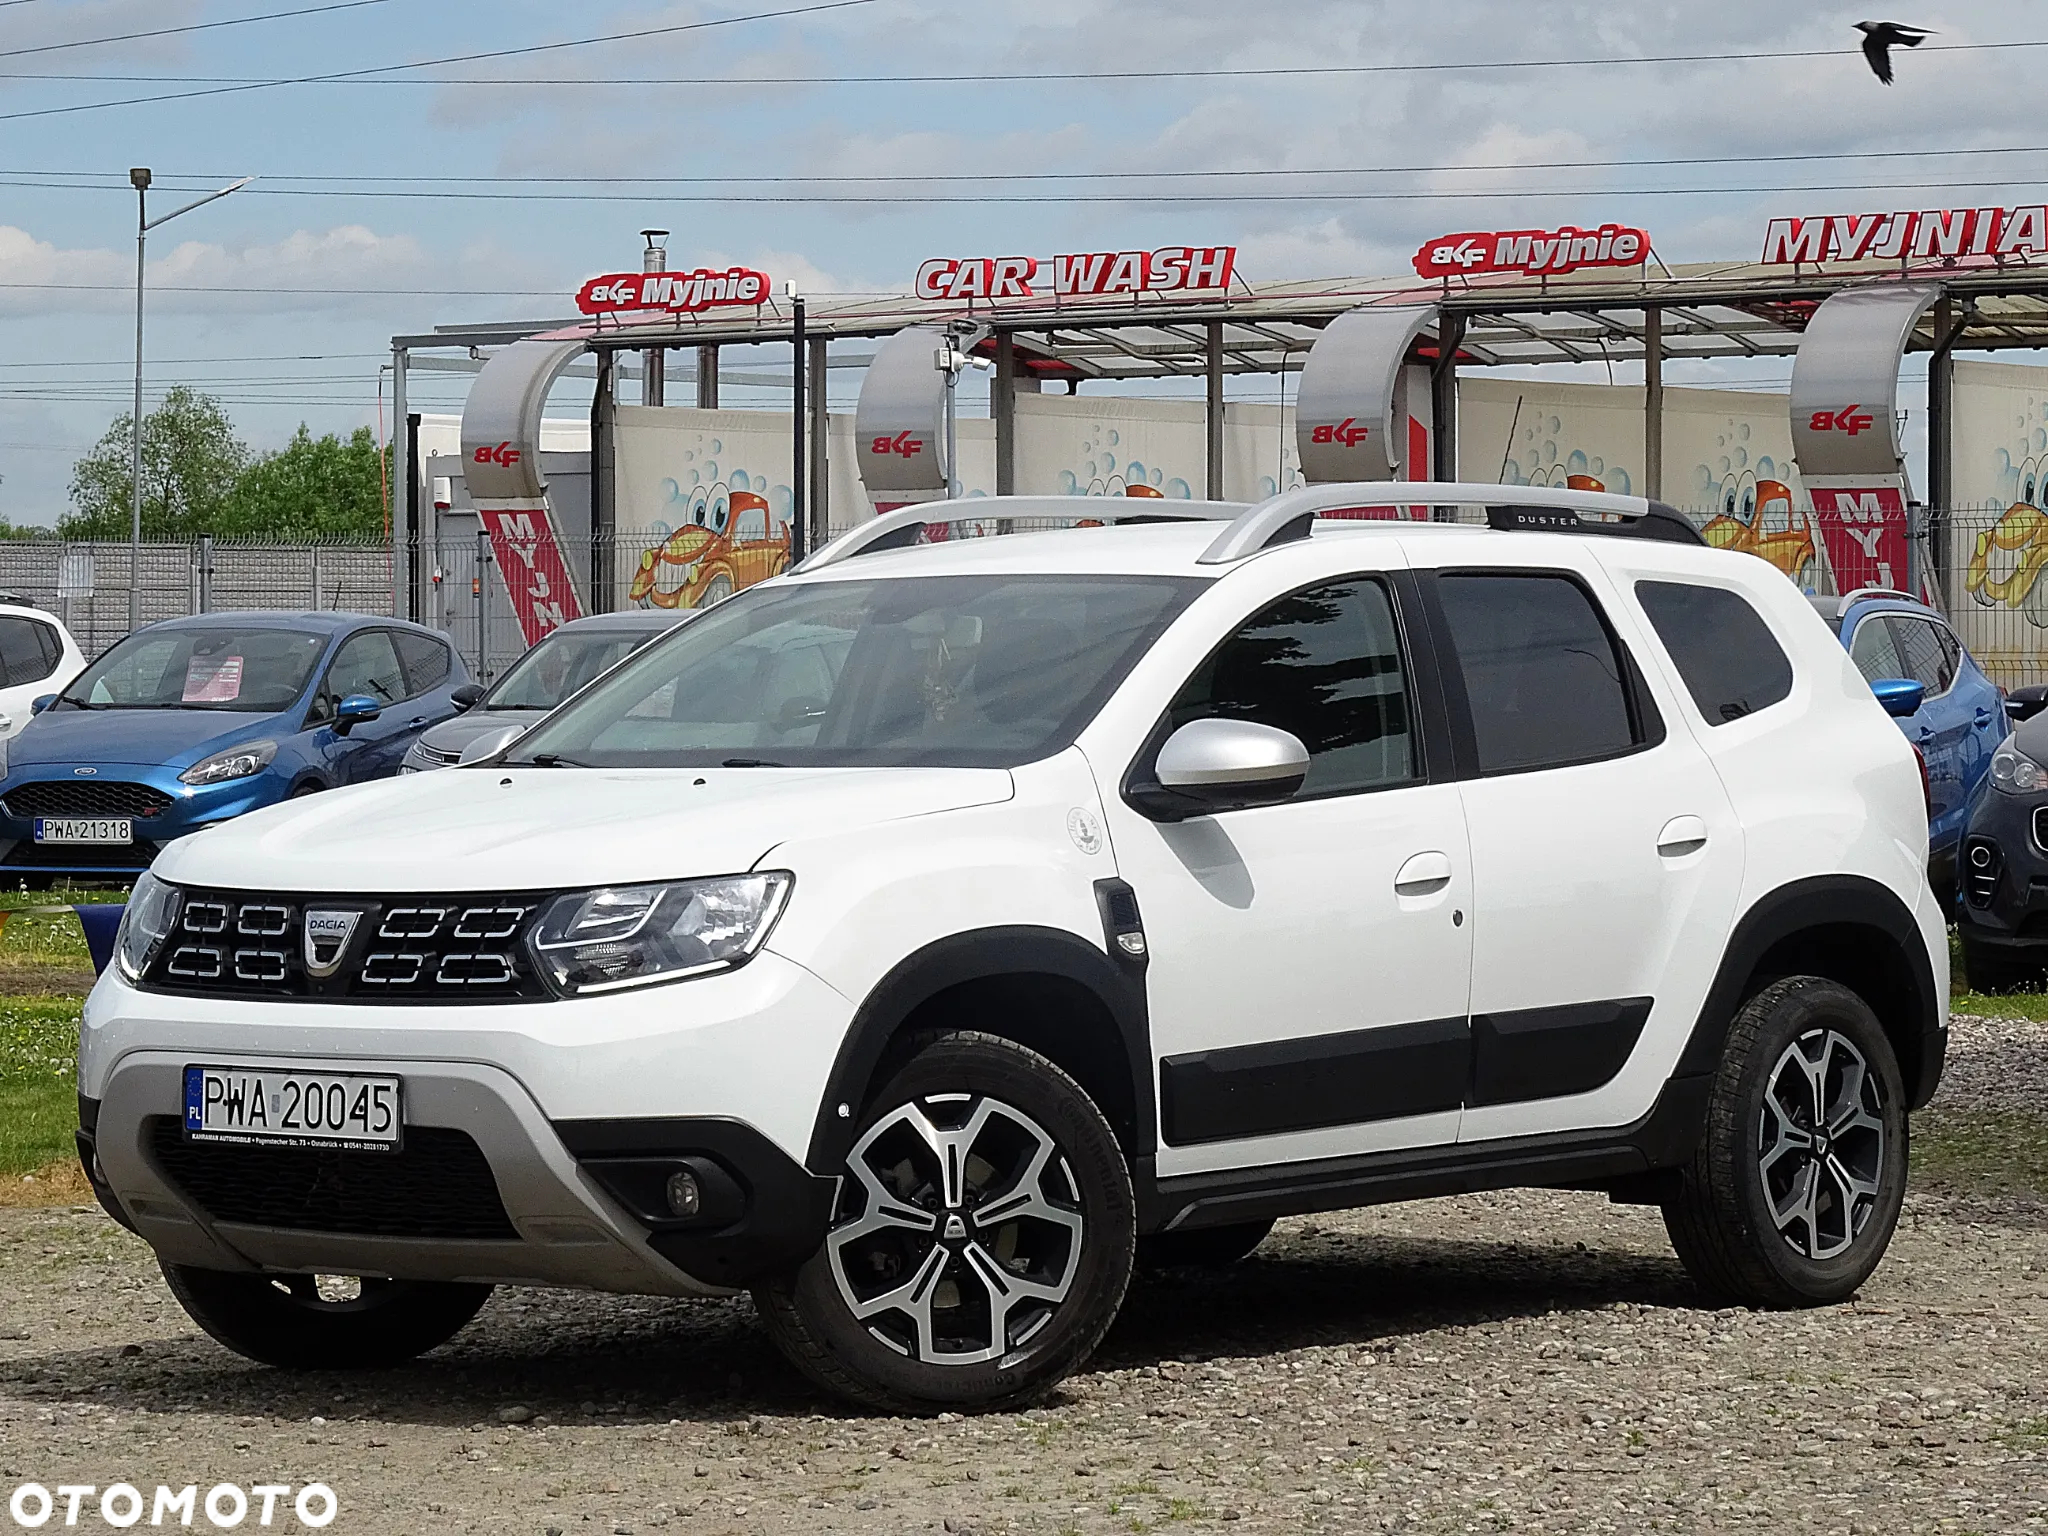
1856, 20, 1933, 84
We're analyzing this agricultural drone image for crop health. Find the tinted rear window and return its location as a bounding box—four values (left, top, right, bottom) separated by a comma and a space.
1436, 573, 1645, 774
1636, 580, 1794, 725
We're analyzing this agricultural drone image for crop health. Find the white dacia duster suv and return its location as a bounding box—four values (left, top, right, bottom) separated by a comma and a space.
79, 484, 1947, 1414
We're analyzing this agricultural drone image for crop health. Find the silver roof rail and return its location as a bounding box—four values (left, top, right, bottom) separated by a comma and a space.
1834, 586, 1922, 617
1196, 481, 1699, 565
791, 497, 1251, 576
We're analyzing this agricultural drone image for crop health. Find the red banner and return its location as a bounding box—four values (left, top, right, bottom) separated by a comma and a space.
1807, 484, 1913, 596
478, 507, 585, 645
576, 267, 770, 316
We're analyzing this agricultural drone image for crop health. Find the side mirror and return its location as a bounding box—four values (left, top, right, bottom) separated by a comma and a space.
30, 694, 55, 716
2008, 684, 2048, 724
1127, 718, 1310, 822
1871, 677, 1926, 718
332, 693, 383, 736
450, 682, 487, 712
457, 723, 525, 765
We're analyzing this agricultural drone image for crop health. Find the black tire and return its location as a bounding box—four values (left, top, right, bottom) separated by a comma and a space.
1137, 1219, 1274, 1271
1961, 932, 2046, 995
755, 1031, 1135, 1415
290, 782, 325, 799
1661, 976, 1907, 1308
160, 1263, 491, 1369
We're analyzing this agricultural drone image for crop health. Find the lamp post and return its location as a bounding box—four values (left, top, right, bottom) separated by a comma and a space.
127, 168, 252, 634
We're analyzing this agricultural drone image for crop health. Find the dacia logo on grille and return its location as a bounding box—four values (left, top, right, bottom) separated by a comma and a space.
302, 910, 362, 978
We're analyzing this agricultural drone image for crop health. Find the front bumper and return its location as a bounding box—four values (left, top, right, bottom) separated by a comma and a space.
1957, 784, 2048, 949
79, 953, 850, 1292
0, 771, 286, 878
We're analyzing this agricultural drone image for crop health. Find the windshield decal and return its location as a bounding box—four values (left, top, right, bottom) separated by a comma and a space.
183, 655, 245, 704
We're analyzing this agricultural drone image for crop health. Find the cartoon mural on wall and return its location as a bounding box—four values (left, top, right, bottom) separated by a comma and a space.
1050, 420, 1196, 500
628, 448, 793, 610
1961, 396, 2048, 624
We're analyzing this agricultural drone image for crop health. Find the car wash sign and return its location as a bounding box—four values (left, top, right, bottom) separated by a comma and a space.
576, 266, 771, 317
1759, 207, 2048, 264
1412, 224, 1648, 280
912, 247, 1236, 303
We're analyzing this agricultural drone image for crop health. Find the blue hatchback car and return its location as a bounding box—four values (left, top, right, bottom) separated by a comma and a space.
1813, 588, 2006, 902
0, 611, 472, 884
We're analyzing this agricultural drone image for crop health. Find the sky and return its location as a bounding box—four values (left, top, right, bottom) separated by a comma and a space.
0, 0, 2044, 522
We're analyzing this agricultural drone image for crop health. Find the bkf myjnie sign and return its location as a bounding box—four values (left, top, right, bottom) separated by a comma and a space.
576, 266, 771, 316
1759, 207, 2048, 264
912, 247, 1236, 302
1411, 224, 1648, 280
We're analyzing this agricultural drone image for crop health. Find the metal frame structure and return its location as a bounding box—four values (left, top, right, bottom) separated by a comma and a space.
390, 254, 2048, 619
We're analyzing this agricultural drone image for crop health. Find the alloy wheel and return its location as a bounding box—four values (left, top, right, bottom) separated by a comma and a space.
826, 1093, 1085, 1366
1757, 1027, 1888, 1261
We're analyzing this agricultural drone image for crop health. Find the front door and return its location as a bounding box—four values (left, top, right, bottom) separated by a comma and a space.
1101, 573, 1474, 1179
310, 630, 424, 783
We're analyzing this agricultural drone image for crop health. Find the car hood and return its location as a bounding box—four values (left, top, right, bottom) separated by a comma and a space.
7, 706, 288, 770
415, 710, 542, 756
2014, 712, 2048, 768
154, 764, 1016, 892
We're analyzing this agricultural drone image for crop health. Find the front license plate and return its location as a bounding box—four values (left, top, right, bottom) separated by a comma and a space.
34, 817, 131, 844
182, 1066, 402, 1151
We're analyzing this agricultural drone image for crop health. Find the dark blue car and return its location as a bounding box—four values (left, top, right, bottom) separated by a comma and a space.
1815, 588, 2007, 903
0, 611, 472, 884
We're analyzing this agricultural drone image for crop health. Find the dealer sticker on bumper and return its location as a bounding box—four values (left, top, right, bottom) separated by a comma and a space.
182, 1065, 401, 1151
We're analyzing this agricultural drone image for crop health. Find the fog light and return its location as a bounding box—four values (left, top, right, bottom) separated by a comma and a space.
664, 1169, 702, 1218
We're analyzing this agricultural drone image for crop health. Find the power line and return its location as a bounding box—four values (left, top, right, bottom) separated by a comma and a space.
0, 0, 394, 61
0, 0, 886, 123
19, 141, 2048, 187
0, 34, 2041, 87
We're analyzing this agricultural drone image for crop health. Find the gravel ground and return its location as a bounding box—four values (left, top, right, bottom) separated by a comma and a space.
2, 1015, 2045, 1536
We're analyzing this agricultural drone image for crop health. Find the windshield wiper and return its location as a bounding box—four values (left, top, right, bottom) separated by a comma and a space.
721, 757, 784, 768
524, 753, 591, 768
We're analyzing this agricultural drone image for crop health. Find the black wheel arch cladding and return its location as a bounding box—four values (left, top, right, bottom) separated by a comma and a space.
806, 925, 1154, 1173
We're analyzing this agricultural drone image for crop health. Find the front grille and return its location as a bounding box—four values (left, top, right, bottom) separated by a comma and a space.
1965, 837, 2002, 909
2034, 806, 2048, 855
145, 887, 552, 1003
2, 780, 174, 820
147, 1118, 515, 1239
0, 837, 160, 870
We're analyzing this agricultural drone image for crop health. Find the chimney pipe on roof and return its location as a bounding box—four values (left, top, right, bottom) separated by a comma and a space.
640, 229, 668, 407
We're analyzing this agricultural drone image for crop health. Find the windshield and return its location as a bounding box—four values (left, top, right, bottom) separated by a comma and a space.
483, 628, 664, 711
61, 626, 327, 713
504, 573, 1201, 769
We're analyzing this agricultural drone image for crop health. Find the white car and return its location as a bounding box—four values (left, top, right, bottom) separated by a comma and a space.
0, 598, 84, 741
79, 485, 1947, 1414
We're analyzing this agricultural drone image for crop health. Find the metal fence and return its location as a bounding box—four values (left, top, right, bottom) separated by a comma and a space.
21, 505, 2048, 691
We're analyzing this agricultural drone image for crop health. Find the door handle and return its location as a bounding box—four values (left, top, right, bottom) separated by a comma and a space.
1656, 815, 1709, 858
1393, 850, 1453, 897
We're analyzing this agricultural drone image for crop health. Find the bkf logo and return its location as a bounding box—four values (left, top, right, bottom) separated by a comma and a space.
473, 441, 521, 467
1808, 405, 1875, 437
871, 431, 924, 458
1309, 418, 1369, 447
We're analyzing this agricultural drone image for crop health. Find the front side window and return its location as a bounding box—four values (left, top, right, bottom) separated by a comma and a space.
61, 626, 327, 713
311, 631, 406, 722
506, 574, 1202, 769
483, 629, 658, 711
1635, 580, 1794, 725
1168, 578, 1417, 797
1890, 617, 1957, 695
1436, 572, 1645, 774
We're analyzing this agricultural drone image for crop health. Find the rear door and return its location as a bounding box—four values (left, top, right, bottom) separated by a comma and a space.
1418, 556, 1744, 1144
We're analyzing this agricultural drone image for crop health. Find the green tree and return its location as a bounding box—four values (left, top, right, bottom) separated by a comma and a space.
64, 385, 249, 540
219, 425, 388, 540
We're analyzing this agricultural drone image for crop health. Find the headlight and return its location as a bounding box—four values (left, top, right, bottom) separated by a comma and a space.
179, 740, 279, 786
114, 872, 181, 983
1991, 737, 2048, 794
528, 872, 792, 995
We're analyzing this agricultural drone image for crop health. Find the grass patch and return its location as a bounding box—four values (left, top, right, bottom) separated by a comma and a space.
1913, 1108, 2048, 1198
0, 995, 84, 1178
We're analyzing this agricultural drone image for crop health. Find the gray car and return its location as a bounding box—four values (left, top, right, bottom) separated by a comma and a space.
399, 609, 691, 771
